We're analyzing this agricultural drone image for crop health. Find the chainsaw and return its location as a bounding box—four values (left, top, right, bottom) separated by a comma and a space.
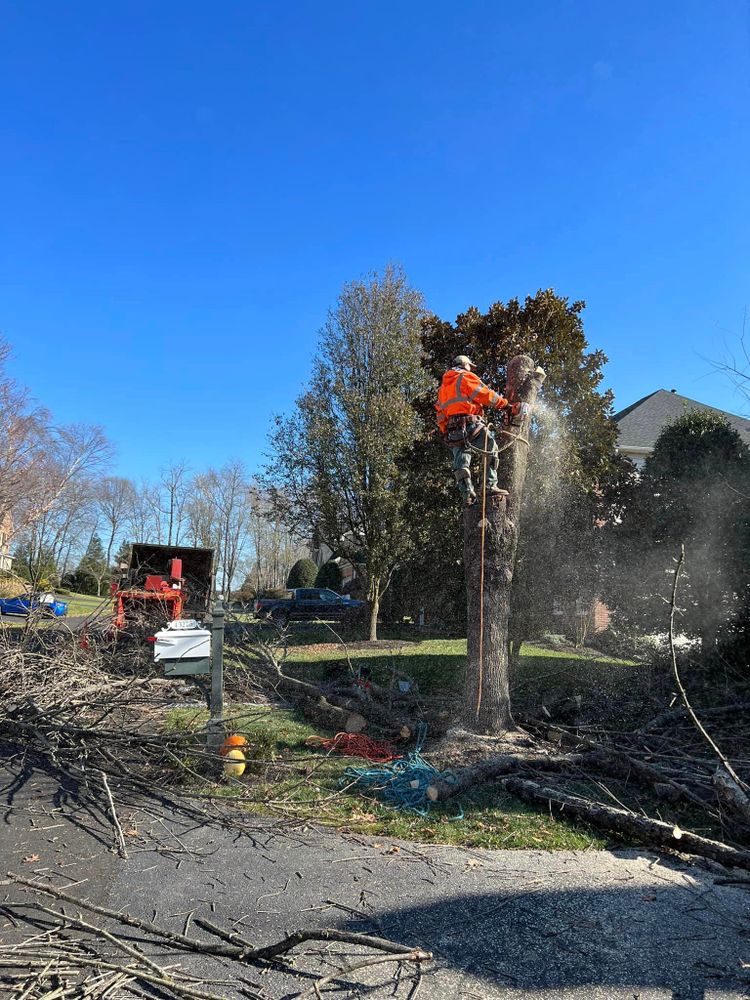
506, 401, 530, 428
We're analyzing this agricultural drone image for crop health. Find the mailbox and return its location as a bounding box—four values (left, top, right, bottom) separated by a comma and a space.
153, 619, 211, 676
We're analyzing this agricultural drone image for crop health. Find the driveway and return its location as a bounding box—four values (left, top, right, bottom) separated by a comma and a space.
1, 753, 748, 999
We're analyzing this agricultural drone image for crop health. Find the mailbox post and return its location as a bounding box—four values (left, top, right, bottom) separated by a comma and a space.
151, 600, 226, 755
206, 600, 225, 751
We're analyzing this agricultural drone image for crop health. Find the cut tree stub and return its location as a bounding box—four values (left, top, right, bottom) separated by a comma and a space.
462, 354, 545, 735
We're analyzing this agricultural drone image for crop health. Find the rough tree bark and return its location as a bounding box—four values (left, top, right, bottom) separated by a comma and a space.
462, 355, 546, 735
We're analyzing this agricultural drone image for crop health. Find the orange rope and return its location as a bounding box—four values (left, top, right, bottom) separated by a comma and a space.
314, 732, 400, 764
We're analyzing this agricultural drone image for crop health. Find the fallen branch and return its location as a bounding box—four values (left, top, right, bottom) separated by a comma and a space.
9, 872, 432, 966
6, 899, 165, 977
425, 751, 587, 801
498, 775, 750, 870
294, 950, 430, 998
234, 646, 414, 737
643, 701, 750, 732
99, 769, 128, 859
669, 545, 749, 795
713, 768, 750, 829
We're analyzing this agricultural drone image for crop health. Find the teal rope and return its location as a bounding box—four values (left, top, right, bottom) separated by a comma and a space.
343, 724, 463, 818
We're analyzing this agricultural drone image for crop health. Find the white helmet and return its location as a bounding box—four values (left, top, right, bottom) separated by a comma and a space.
453, 354, 476, 369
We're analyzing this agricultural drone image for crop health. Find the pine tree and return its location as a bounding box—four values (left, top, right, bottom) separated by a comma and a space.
75, 534, 110, 596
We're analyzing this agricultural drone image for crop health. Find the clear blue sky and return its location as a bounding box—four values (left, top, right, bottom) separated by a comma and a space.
2, 1, 748, 481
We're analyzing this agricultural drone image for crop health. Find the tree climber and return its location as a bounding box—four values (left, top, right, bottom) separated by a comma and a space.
436, 355, 519, 506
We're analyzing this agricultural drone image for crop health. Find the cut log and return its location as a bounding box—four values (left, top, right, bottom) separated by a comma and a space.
462, 356, 546, 735
346, 712, 368, 734
499, 775, 750, 871
425, 751, 588, 801
295, 694, 369, 734
713, 767, 750, 828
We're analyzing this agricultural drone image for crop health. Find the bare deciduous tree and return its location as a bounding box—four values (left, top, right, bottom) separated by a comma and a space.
265, 265, 430, 640
160, 462, 190, 545
96, 477, 137, 567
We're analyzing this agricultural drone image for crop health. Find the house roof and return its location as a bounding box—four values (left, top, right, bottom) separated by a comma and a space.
614, 389, 750, 450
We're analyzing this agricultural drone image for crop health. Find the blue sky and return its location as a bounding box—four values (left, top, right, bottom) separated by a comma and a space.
2, 1, 748, 481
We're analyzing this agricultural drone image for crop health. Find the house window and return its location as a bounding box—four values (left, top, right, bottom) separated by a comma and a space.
575, 598, 588, 617
552, 597, 564, 616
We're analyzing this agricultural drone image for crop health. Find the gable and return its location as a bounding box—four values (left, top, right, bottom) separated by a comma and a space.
614, 389, 750, 451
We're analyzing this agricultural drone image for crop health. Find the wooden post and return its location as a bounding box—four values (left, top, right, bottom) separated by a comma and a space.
462, 355, 545, 735
206, 599, 225, 751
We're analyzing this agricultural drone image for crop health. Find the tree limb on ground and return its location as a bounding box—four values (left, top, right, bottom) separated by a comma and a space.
497, 776, 750, 870
6, 873, 432, 999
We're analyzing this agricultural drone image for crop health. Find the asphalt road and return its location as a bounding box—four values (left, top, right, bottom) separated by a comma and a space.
2, 754, 749, 999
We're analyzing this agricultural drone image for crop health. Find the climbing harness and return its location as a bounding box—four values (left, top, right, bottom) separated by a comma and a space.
443, 413, 484, 447
342, 724, 463, 818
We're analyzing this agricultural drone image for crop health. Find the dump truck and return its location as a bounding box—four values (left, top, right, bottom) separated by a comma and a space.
112, 543, 214, 631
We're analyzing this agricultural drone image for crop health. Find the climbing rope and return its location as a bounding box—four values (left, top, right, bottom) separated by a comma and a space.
342, 725, 463, 818
466, 424, 529, 457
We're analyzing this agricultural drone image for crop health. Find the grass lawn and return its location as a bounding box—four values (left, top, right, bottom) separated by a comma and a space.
275, 629, 641, 712
164, 625, 665, 851
62, 592, 113, 617
0, 590, 111, 629
166, 704, 607, 851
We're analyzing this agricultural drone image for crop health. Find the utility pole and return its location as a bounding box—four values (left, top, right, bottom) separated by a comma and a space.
462, 355, 546, 735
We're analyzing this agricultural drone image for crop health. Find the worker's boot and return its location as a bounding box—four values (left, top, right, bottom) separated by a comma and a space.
487, 486, 509, 499
464, 490, 478, 507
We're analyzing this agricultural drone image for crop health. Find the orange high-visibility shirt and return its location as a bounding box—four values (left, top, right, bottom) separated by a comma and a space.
435, 367, 508, 433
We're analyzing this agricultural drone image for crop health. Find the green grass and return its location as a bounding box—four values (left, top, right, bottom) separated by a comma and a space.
166, 703, 606, 851
63, 592, 112, 617
278, 631, 639, 704
0, 590, 110, 629
168, 625, 654, 849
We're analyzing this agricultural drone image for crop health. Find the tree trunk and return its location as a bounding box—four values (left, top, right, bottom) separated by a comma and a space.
426, 751, 587, 801
462, 355, 545, 735
500, 775, 750, 871
368, 581, 380, 642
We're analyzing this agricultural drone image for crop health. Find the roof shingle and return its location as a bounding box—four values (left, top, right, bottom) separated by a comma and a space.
614, 390, 750, 450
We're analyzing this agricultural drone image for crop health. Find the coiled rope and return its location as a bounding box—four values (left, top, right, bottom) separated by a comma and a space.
311, 732, 399, 764
342, 724, 463, 818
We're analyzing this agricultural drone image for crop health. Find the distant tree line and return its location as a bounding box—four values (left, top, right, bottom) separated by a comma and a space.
1, 337, 305, 598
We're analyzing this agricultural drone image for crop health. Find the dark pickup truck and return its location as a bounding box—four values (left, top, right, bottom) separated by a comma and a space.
254, 588, 363, 624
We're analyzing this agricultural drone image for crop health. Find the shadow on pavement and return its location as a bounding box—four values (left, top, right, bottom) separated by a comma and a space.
377, 876, 749, 999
